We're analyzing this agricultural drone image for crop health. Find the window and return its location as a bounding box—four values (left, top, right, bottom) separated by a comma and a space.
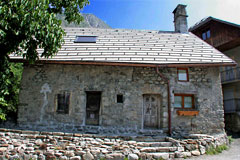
177, 68, 189, 81
117, 94, 123, 103
74, 36, 97, 43
174, 94, 194, 109
206, 30, 211, 39
202, 30, 210, 40
57, 92, 70, 114
202, 32, 206, 40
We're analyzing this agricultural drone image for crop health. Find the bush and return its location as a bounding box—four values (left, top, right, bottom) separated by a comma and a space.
206, 144, 228, 155
228, 136, 233, 144
0, 62, 23, 120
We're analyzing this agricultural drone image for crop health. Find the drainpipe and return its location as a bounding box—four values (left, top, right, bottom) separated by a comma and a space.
156, 66, 172, 136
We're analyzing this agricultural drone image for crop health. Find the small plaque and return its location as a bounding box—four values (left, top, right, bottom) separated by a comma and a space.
90, 113, 95, 119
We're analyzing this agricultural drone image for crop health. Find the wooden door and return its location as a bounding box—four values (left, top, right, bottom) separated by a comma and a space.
143, 94, 160, 129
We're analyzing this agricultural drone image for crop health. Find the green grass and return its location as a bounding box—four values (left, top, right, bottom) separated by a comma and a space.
228, 136, 233, 144
206, 144, 228, 155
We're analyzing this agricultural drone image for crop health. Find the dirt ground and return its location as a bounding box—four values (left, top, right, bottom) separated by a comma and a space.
188, 137, 240, 160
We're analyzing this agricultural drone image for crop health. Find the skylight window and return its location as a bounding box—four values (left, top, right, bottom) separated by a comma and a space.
74, 36, 97, 43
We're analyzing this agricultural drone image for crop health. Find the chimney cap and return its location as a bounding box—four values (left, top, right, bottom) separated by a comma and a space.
172, 4, 187, 14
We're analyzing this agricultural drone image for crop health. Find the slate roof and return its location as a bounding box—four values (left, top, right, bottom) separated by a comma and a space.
10, 27, 235, 66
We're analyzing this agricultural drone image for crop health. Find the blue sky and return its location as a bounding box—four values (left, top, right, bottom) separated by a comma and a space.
82, 0, 240, 31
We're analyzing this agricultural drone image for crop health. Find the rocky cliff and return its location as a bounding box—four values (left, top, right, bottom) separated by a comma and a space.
57, 14, 111, 29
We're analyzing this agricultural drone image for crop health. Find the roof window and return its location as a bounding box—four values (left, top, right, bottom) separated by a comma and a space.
74, 36, 97, 43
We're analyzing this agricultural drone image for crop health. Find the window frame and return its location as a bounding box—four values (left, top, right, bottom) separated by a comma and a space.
56, 92, 70, 114
177, 68, 189, 82
174, 94, 195, 109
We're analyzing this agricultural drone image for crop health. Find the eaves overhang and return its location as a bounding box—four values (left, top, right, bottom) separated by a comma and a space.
10, 59, 237, 68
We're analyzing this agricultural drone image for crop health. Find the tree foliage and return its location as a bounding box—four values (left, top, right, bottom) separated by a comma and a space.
0, 63, 23, 120
0, 0, 89, 120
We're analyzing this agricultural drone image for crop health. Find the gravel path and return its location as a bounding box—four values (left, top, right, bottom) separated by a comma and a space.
188, 138, 240, 160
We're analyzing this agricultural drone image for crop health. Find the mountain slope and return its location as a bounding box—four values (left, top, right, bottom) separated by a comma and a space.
57, 14, 111, 29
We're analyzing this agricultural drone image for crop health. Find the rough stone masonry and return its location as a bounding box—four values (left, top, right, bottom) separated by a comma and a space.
0, 128, 229, 160
17, 64, 225, 136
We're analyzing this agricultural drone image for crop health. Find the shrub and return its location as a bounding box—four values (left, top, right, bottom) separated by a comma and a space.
206, 144, 228, 155
228, 136, 233, 144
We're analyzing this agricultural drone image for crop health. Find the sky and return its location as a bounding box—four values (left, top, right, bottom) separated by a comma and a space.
81, 0, 240, 31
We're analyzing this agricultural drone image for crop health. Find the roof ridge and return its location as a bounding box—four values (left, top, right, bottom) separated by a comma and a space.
63, 27, 159, 32
63, 27, 186, 35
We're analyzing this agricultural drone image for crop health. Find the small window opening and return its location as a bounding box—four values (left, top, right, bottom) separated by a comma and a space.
177, 68, 189, 82
174, 94, 195, 109
117, 94, 123, 103
202, 29, 210, 40
57, 92, 70, 114
202, 32, 206, 40
206, 30, 211, 39
74, 36, 97, 43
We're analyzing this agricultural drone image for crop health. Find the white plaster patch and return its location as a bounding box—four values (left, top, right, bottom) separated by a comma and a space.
40, 83, 52, 122
40, 83, 52, 94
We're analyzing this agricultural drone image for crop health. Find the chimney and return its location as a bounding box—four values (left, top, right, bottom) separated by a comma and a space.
173, 4, 188, 33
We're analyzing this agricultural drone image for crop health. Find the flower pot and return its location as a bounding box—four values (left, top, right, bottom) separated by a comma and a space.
177, 110, 199, 116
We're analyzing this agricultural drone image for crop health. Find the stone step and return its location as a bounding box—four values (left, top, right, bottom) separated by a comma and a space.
137, 142, 173, 147
139, 129, 165, 136
145, 152, 170, 160
139, 146, 178, 153
133, 136, 167, 142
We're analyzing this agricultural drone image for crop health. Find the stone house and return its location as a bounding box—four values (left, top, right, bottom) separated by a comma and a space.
11, 5, 235, 136
189, 17, 240, 133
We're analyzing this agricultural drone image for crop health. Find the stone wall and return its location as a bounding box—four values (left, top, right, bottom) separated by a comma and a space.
170, 67, 225, 135
18, 64, 224, 135
0, 128, 229, 160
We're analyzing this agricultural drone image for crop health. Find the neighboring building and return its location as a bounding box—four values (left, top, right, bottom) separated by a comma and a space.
189, 17, 240, 133
11, 5, 235, 136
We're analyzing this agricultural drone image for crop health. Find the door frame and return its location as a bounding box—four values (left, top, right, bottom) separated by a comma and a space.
85, 91, 102, 126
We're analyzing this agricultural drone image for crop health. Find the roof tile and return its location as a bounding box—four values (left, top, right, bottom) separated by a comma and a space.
10, 28, 235, 66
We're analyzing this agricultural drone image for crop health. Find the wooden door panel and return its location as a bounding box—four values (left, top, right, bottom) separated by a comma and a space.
143, 95, 160, 129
